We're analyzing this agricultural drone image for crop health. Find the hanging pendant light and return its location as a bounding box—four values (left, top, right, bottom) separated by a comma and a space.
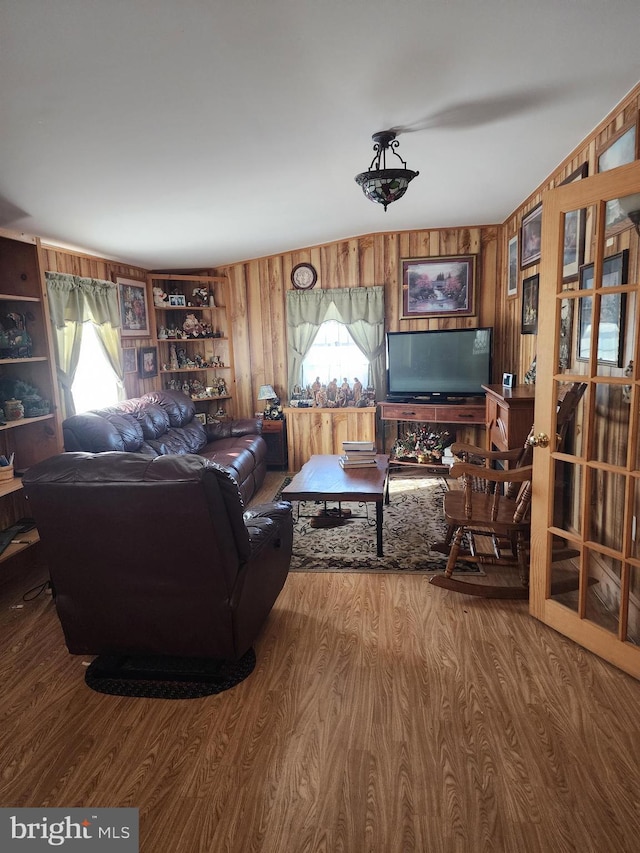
355, 130, 419, 211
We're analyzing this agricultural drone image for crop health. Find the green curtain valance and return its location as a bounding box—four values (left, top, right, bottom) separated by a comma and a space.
45, 272, 122, 329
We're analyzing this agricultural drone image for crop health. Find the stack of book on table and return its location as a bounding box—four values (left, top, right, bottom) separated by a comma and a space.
339, 441, 377, 469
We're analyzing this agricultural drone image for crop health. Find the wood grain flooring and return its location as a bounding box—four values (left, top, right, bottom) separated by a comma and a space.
1, 475, 640, 852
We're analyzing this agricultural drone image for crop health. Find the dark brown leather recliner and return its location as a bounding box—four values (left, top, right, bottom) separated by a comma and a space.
23, 452, 292, 662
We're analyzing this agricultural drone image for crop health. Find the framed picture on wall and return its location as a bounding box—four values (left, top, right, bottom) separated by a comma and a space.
521, 274, 539, 335
596, 119, 639, 235
122, 347, 137, 374
138, 345, 158, 379
116, 276, 150, 337
507, 234, 518, 296
400, 255, 476, 319
520, 204, 542, 268
560, 163, 588, 282
576, 250, 628, 366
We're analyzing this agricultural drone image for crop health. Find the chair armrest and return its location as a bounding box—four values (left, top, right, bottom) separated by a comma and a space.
206, 418, 263, 441
449, 462, 532, 483
243, 501, 292, 522
451, 442, 526, 463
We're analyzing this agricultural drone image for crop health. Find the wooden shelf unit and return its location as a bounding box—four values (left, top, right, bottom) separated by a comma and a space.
150, 273, 235, 421
0, 228, 63, 562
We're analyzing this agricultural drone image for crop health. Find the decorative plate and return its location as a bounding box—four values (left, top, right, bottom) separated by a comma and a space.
291, 263, 317, 290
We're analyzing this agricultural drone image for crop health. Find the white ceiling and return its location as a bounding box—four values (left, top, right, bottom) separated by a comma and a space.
1, 1, 640, 270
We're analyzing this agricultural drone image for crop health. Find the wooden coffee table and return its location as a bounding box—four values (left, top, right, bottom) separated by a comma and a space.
282, 454, 390, 557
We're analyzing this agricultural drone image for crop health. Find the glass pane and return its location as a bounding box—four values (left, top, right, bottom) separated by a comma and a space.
588, 469, 625, 551
630, 480, 640, 561
585, 551, 621, 636
553, 459, 582, 536
550, 549, 581, 612
554, 380, 587, 458
625, 564, 640, 645
575, 294, 593, 363
590, 383, 630, 467
558, 297, 579, 373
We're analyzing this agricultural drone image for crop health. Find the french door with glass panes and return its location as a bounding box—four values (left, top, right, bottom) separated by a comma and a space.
529, 159, 640, 679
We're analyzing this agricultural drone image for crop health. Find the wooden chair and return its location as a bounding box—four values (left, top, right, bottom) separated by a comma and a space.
430, 382, 586, 598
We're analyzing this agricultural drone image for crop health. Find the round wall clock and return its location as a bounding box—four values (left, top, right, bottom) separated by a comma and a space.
291, 263, 318, 290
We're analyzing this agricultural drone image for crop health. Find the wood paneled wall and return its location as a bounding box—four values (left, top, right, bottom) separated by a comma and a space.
498, 83, 640, 383
215, 227, 499, 418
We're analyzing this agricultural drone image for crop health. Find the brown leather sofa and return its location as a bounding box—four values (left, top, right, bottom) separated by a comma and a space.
61, 389, 266, 505
23, 452, 293, 662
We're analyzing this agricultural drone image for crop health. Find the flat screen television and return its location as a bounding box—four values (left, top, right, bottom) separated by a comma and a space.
386, 327, 493, 401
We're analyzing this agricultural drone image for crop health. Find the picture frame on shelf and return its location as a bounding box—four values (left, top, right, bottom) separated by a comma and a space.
400, 255, 476, 319
560, 163, 588, 282
520, 203, 542, 268
576, 250, 629, 366
122, 347, 137, 374
521, 274, 539, 335
138, 345, 158, 379
116, 277, 150, 337
507, 234, 518, 296
194, 413, 207, 426
169, 294, 186, 307
596, 119, 639, 235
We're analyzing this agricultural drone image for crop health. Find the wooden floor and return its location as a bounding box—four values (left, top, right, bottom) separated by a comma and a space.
1, 473, 640, 852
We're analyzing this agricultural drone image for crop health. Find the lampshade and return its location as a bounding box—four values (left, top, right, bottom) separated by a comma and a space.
355, 130, 419, 212
616, 192, 640, 235
257, 384, 277, 401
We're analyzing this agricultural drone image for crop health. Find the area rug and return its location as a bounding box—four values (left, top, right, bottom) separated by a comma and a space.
84, 648, 256, 699
274, 475, 483, 574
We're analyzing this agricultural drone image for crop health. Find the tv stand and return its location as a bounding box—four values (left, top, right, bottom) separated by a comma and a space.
378, 400, 486, 459
379, 400, 486, 426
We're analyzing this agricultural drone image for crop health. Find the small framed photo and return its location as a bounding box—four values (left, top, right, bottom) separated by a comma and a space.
521, 274, 539, 335
507, 234, 518, 296
400, 255, 476, 319
168, 294, 186, 307
560, 163, 588, 282
122, 347, 137, 374
520, 204, 542, 268
138, 345, 158, 379
116, 277, 150, 337
194, 413, 207, 426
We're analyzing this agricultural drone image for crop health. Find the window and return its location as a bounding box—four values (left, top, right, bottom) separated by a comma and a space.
71, 324, 120, 413
301, 320, 370, 390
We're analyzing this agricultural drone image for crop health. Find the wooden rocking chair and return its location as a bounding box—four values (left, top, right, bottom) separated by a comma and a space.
429, 382, 586, 598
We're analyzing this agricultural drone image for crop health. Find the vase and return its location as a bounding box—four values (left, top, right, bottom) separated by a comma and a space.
4, 398, 24, 421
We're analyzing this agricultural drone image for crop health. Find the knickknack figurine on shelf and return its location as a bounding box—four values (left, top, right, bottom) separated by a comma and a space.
391, 427, 454, 464
0, 378, 50, 420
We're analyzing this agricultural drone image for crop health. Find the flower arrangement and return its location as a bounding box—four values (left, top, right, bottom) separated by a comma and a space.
391, 427, 454, 464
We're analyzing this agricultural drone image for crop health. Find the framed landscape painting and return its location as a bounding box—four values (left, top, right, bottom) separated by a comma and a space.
520, 204, 542, 268
560, 163, 588, 282
577, 250, 628, 366
597, 120, 638, 235
400, 255, 476, 319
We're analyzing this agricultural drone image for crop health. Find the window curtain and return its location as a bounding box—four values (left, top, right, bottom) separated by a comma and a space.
286, 286, 385, 398
45, 272, 124, 419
